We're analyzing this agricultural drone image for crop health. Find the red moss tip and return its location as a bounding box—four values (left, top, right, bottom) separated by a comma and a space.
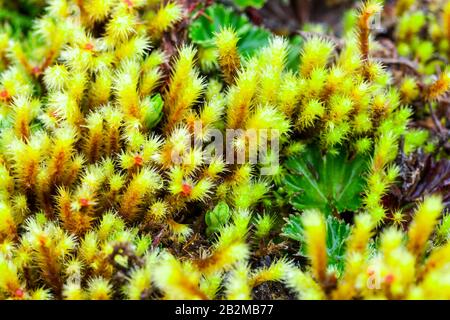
84, 43, 94, 51
50, 110, 59, 119
181, 183, 192, 196
133, 154, 144, 166
79, 198, 90, 207
384, 274, 394, 284
14, 289, 24, 299
123, 0, 133, 8
32, 66, 42, 76
0, 88, 9, 100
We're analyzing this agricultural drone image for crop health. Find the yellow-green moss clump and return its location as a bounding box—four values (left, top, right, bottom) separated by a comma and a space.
0, 0, 448, 300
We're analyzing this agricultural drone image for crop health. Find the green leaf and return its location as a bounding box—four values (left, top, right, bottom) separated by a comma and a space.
142, 94, 163, 130
233, 0, 267, 9
286, 35, 303, 73
205, 201, 231, 236
188, 4, 270, 56
325, 215, 351, 271
0, 1, 44, 36
0, 114, 12, 133
282, 214, 351, 273
283, 146, 368, 215
281, 214, 304, 243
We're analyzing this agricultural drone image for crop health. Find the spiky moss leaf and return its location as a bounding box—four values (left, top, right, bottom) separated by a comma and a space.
282, 214, 351, 273
189, 4, 270, 57
283, 146, 368, 215
0, 115, 43, 137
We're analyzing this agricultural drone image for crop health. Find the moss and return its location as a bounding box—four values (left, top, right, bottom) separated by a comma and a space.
0, 0, 448, 300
